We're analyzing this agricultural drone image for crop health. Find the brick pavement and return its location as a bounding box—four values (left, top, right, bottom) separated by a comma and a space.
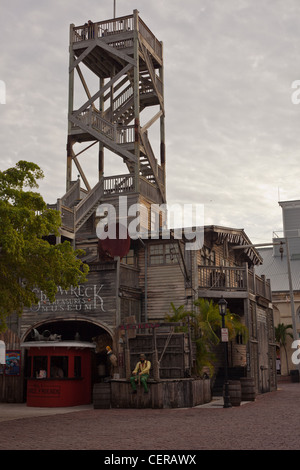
0, 382, 299, 451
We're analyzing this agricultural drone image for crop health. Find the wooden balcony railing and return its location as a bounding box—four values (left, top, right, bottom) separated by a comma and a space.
71, 14, 163, 61
198, 265, 271, 301
103, 174, 134, 194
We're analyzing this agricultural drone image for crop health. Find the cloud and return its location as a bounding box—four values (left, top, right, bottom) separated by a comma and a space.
0, 0, 300, 243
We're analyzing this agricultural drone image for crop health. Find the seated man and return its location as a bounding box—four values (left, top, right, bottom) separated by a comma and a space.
130, 354, 151, 394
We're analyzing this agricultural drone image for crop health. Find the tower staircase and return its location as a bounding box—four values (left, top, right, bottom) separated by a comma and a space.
64, 11, 166, 238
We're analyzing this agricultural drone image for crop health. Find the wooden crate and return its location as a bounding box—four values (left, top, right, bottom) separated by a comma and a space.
129, 332, 191, 379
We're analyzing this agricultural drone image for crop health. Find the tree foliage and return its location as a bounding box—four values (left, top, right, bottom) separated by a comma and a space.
0, 160, 89, 331
275, 323, 293, 374
166, 298, 248, 377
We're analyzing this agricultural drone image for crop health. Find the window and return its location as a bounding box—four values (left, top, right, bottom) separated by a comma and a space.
50, 356, 68, 378
121, 249, 136, 266
149, 243, 179, 265
149, 244, 164, 265
33, 356, 48, 378
201, 247, 216, 266
74, 356, 82, 377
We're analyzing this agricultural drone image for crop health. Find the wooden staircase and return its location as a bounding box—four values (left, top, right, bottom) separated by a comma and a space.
67, 12, 166, 208
74, 179, 104, 231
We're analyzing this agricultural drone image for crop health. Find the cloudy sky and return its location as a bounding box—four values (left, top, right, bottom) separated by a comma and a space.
1, 0, 300, 244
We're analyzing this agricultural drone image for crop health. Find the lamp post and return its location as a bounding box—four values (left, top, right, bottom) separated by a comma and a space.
218, 296, 231, 408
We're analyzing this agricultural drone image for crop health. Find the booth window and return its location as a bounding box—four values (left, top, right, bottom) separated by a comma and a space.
33, 356, 48, 378
50, 356, 68, 378
74, 356, 81, 377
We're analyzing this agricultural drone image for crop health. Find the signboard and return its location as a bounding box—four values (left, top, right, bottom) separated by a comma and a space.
5, 350, 21, 376
221, 328, 229, 342
30, 284, 105, 313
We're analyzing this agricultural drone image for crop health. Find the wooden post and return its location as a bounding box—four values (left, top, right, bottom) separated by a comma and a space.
115, 256, 121, 326
159, 41, 166, 197
133, 9, 140, 194
99, 77, 104, 179
152, 327, 160, 381
124, 329, 131, 380
67, 24, 75, 191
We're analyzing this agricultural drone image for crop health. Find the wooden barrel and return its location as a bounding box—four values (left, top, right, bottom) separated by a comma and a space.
240, 377, 256, 401
93, 383, 111, 409
224, 380, 241, 406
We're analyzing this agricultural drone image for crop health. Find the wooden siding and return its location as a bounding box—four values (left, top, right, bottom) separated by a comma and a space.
146, 264, 186, 321
137, 240, 187, 322
20, 263, 119, 339
110, 377, 211, 408
129, 333, 190, 379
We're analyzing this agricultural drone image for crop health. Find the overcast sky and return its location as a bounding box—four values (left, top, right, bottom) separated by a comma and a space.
1, 0, 300, 244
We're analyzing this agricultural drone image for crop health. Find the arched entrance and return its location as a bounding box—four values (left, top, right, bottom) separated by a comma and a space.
21, 318, 114, 407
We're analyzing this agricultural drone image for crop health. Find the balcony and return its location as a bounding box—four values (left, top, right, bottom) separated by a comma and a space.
198, 265, 272, 301
71, 12, 163, 65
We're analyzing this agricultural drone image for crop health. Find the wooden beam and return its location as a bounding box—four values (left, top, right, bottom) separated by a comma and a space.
69, 114, 137, 164
73, 63, 133, 117
95, 38, 136, 66
71, 152, 91, 192
133, 9, 140, 194
140, 42, 164, 113
73, 140, 98, 158
141, 110, 163, 134
76, 64, 94, 104
69, 43, 97, 72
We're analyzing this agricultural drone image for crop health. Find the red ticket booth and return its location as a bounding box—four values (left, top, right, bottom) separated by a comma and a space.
23, 341, 96, 407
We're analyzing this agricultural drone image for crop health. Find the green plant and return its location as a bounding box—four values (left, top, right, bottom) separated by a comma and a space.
275, 323, 293, 374
0, 160, 89, 331
166, 298, 248, 377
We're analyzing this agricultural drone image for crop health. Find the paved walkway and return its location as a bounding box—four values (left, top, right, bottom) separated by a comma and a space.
0, 383, 299, 451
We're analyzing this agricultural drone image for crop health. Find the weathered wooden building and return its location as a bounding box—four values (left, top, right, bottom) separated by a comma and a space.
0, 10, 276, 407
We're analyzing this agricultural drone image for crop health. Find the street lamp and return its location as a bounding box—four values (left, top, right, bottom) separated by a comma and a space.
218, 296, 231, 408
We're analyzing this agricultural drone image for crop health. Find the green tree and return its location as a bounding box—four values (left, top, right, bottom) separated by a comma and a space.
166, 298, 248, 377
275, 323, 293, 374
0, 160, 89, 331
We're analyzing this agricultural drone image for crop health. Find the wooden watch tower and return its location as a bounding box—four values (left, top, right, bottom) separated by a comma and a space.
64, 10, 166, 235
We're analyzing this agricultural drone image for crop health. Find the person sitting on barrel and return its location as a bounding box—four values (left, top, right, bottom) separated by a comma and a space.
130, 353, 151, 394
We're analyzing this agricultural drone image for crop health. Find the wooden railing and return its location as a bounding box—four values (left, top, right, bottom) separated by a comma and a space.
138, 17, 163, 59
198, 265, 272, 300
74, 179, 104, 229
113, 84, 133, 113
72, 14, 163, 61
103, 174, 134, 194
116, 125, 135, 144
60, 205, 74, 232
76, 108, 135, 144
61, 179, 80, 208
199, 266, 247, 291
72, 15, 134, 43
120, 265, 139, 289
